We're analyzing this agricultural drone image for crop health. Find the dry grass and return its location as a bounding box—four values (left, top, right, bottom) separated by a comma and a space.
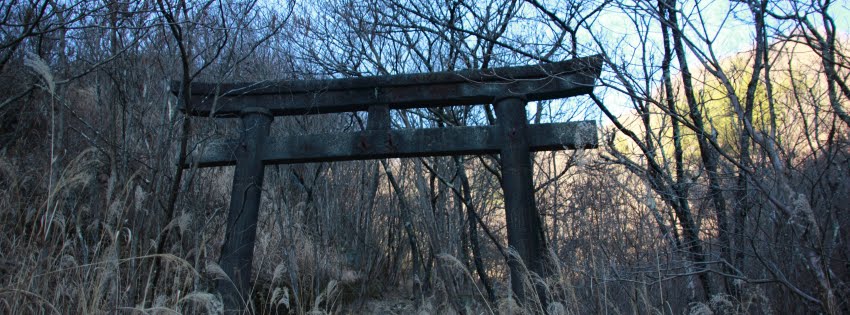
0, 149, 785, 315
0, 136, 815, 315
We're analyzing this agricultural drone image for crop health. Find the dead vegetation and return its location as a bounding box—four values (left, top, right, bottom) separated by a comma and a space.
1, 0, 849, 314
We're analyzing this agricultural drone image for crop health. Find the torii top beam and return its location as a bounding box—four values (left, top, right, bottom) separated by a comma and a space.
177, 55, 603, 117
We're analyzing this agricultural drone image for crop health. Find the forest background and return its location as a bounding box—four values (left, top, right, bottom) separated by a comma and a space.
0, 0, 848, 314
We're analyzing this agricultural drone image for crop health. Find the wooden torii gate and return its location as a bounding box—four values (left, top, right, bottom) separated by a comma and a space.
177, 55, 602, 311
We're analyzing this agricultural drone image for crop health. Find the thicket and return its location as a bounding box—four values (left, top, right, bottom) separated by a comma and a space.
0, 0, 847, 314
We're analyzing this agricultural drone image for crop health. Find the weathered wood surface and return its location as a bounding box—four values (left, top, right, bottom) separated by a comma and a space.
177, 55, 602, 117
185, 121, 597, 168
494, 97, 548, 304
217, 108, 272, 312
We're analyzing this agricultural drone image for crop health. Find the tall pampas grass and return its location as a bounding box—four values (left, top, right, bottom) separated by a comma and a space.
24, 53, 55, 96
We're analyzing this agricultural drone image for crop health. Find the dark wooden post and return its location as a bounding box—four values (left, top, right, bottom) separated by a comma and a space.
366, 105, 390, 130
494, 96, 548, 305
218, 107, 272, 312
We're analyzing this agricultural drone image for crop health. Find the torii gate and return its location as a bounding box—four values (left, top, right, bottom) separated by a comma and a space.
177, 55, 602, 311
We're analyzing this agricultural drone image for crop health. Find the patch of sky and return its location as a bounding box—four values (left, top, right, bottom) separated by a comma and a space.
584, 0, 849, 122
